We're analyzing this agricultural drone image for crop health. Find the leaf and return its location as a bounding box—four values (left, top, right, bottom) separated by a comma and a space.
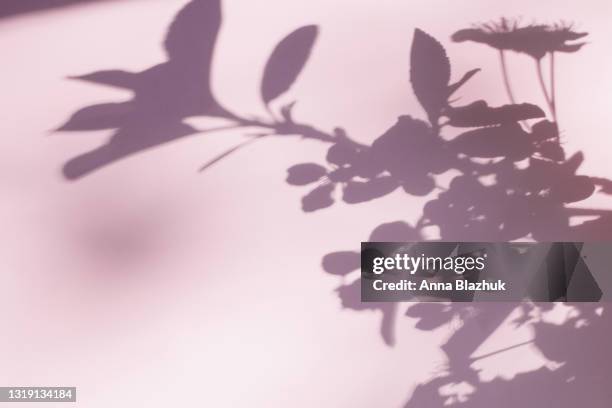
163, 0, 221, 62
531, 120, 559, 142
563, 152, 584, 174
261, 25, 319, 104
401, 174, 436, 196
450, 123, 535, 160
410, 29, 451, 122
406, 303, 454, 330
448, 68, 480, 96
327, 167, 354, 183
56, 103, 132, 131
70, 70, 137, 90
286, 163, 327, 185
592, 177, 612, 195
326, 143, 359, 166
537, 140, 565, 161
322, 251, 360, 275
302, 183, 335, 212
559, 43, 587, 53
370, 115, 437, 179
368, 221, 421, 241
352, 151, 386, 178
342, 177, 399, 204
552, 176, 595, 203
447, 101, 545, 127
336, 280, 379, 311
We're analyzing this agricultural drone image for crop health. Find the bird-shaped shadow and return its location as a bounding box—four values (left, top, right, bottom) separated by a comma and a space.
58, 0, 235, 179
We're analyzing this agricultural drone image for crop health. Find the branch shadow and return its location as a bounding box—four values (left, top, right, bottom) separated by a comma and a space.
55, 4, 612, 407
57, 0, 234, 180
403, 303, 611, 407
308, 21, 612, 408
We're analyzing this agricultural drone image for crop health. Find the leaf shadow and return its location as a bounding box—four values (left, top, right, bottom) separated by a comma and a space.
57, 0, 234, 179
53, 4, 612, 407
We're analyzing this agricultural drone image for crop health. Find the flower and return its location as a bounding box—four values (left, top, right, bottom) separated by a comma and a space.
452, 18, 588, 59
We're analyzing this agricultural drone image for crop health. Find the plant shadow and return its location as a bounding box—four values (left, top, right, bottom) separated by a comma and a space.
56, 3, 612, 407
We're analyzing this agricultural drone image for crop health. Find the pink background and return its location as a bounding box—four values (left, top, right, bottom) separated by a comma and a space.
1, 1, 611, 406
